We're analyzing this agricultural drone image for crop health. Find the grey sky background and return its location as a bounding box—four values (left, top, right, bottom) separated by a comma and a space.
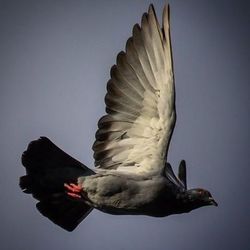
0, 0, 250, 249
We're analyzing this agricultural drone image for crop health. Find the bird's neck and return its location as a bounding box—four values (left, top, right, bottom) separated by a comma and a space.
174, 192, 203, 213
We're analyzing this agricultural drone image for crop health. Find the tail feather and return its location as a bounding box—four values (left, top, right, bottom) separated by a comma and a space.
20, 137, 95, 231
36, 196, 92, 232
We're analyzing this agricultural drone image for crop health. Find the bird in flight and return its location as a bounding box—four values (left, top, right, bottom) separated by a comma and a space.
20, 4, 217, 232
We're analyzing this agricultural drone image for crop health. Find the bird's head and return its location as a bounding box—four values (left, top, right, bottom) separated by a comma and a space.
184, 188, 218, 209
165, 160, 217, 212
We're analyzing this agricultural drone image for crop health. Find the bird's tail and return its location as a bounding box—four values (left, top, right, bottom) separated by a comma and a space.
20, 137, 95, 231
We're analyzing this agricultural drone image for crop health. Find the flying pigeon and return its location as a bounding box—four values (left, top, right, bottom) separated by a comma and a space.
20, 4, 217, 232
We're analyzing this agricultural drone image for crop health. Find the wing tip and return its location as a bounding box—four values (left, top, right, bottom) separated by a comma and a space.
148, 4, 154, 14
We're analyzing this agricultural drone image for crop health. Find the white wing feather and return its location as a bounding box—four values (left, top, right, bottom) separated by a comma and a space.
93, 4, 176, 175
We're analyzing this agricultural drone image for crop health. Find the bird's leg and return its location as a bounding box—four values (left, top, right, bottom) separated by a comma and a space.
64, 183, 83, 200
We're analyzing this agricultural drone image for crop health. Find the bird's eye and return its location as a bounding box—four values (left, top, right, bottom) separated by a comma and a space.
203, 191, 210, 197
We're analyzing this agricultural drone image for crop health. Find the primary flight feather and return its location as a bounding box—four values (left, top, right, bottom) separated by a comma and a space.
20, 4, 217, 232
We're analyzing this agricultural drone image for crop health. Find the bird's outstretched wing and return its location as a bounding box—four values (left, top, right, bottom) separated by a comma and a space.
93, 4, 176, 175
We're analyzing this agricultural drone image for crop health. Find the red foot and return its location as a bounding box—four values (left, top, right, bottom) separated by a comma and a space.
64, 183, 82, 199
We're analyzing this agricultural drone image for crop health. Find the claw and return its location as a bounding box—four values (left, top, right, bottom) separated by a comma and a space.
66, 192, 81, 199
64, 183, 81, 192
64, 183, 82, 199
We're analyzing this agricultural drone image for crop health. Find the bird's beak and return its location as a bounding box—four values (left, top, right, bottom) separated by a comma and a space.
208, 197, 218, 207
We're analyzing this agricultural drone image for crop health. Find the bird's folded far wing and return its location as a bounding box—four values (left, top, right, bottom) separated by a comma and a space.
93, 4, 176, 175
